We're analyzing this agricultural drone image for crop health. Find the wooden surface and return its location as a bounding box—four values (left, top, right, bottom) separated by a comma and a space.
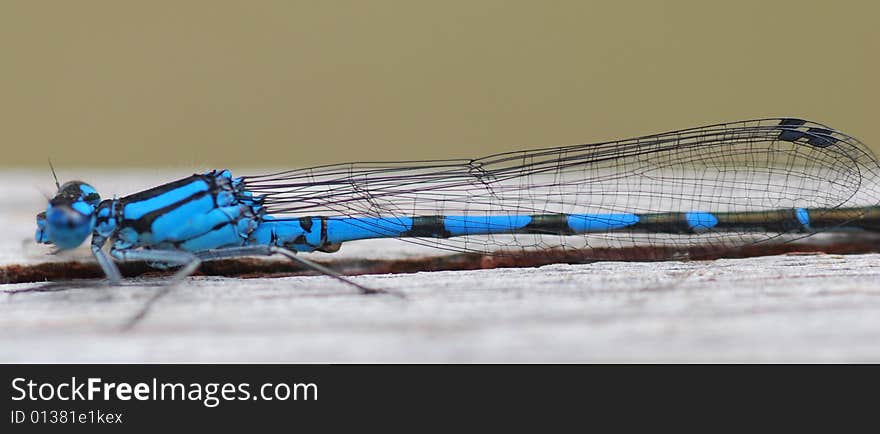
2, 171, 879, 362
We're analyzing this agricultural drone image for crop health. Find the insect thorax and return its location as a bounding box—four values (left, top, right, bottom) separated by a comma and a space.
93, 170, 266, 253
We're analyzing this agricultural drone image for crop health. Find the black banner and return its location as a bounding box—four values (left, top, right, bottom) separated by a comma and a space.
1, 364, 874, 431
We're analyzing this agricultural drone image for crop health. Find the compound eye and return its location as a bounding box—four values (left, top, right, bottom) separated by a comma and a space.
44, 204, 95, 249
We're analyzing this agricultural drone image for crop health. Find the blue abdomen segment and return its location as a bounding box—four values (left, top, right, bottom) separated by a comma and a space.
796, 208, 810, 229
443, 215, 532, 236
248, 216, 328, 251
248, 216, 414, 252
328, 217, 414, 242
567, 213, 640, 232
685, 212, 719, 232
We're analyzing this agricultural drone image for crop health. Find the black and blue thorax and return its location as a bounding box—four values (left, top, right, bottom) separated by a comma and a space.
92, 170, 263, 252
90, 170, 344, 253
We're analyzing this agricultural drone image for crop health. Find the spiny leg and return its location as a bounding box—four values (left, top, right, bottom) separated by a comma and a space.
112, 249, 201, 285
92, 244, 122, 284
195, 245, 400, 297
111, 248, 201, 331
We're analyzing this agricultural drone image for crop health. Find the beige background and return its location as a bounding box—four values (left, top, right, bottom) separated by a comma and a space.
1, 0, 877, 169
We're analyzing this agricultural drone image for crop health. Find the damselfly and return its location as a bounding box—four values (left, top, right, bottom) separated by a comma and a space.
35, 118, 880, 293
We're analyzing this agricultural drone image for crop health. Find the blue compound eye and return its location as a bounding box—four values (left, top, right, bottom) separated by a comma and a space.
44, 205, 94, 249
37, 181, 101, 249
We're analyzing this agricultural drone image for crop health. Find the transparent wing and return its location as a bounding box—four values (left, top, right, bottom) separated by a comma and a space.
241, 118, 880, 255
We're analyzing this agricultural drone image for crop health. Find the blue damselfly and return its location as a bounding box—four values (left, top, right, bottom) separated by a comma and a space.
34, 118, 880, 293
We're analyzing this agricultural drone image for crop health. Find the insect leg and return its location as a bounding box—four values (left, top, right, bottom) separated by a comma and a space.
91, 237, 123, 284
111, 248, 201, 285
194, 246, 398, 296
111, 249, 201, 331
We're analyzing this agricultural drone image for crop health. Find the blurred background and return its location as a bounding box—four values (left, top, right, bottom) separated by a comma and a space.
1, 0, 877, 170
